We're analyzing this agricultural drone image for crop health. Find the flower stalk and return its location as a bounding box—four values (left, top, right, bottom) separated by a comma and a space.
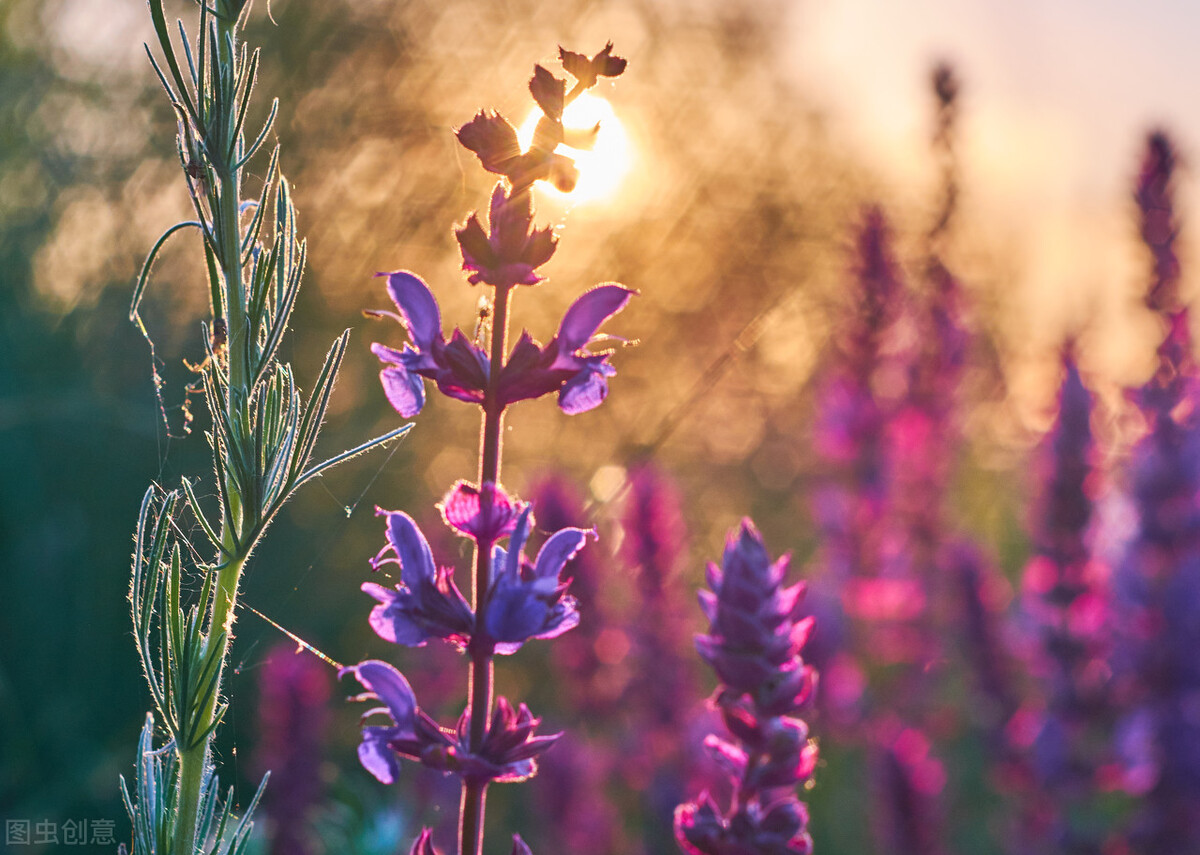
344, 44, 630, 855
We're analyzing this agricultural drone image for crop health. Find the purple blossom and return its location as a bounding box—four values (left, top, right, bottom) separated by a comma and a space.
343, 660, 561, 786
1137, 130, 1181, 314
455, 184, 557, 288
871, 723, 948, 855
1108, 131, 1200, 853
363, 508, 474, 650
371, 271, 634, 417
439, 480, 521, 543
484, 504, 591, 654
694, 521, 815, 712
676, 520, 817, 855
1013, 353, 1114, 822
676, 793, 813, 855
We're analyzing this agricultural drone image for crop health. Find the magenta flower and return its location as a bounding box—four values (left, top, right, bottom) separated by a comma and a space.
363, 509, 474, 649
439, 480, 522, 543
455, 184, 557, 288
484, 505, 591, 654
676, 793, 813, 855
343, 660, 561, 786
677, 520, 818, 855
695, 522, 814, 708
371, 271, 634, 417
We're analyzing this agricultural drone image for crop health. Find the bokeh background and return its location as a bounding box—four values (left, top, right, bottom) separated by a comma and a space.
2, 0, 1197, 852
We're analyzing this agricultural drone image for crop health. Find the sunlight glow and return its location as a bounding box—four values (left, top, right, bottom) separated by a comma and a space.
518, 93, 632, 204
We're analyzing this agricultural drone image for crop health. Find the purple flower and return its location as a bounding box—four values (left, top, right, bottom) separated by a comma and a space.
498, 283, 636, 415
695, 521, 814, 710
1109, 130, 1200, 854
871, 723, 948, 855
456, 184, 557, 288
484, 505, 591, 653
1137, 130, 1181, 314
439, 480, 521, 544
343, 661, 561, 786
341, 660, 423, 785
370, 271, 488, 416
677, 520, 818, 855
363, 509, 474, 649
675, 792, 813, 855
371, 272, 634, 417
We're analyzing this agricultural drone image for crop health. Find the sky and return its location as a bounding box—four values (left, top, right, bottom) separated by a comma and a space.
787, 0, 1200, 391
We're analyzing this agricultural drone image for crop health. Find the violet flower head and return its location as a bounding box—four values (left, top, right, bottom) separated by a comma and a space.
456, 184, 557, 288
371, 271, 634, 417
363, 508, 474, 650
456, 46, 626, 195
677, 520, 818, 855
695, 521, 816, 714
343, 660, 560, 786
1136, 130, 1181, 314
484, 504, 591, 654
1107, 130, 1200, 853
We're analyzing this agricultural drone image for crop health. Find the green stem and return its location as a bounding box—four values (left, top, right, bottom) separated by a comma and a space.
173, 542, 248, 854
175, 10, 250, 853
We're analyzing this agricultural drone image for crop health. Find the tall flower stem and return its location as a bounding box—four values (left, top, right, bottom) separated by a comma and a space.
461, 278, 515, 855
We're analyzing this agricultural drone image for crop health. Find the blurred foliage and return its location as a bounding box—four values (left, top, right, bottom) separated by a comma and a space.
0, 0, 1074, 853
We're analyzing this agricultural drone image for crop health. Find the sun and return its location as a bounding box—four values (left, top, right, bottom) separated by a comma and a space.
517, 93, 632, 204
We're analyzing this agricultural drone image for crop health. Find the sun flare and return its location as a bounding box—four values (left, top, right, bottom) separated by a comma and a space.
518, 93, 632, 204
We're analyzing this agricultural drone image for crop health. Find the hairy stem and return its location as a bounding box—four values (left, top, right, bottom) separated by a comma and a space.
175, 9, 249, 853
460, 280, 514, 855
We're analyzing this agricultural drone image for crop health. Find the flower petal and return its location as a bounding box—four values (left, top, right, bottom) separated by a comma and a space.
379, 364, 426, 418
385, 271, 442, 353
358, 725, 403, 784
557, 359, 615, 415
440, 480, 521, 542
533, 526, 593, 580
381, 510, 438, 588
555, 285, 635, 355
343, 660, 418, 728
